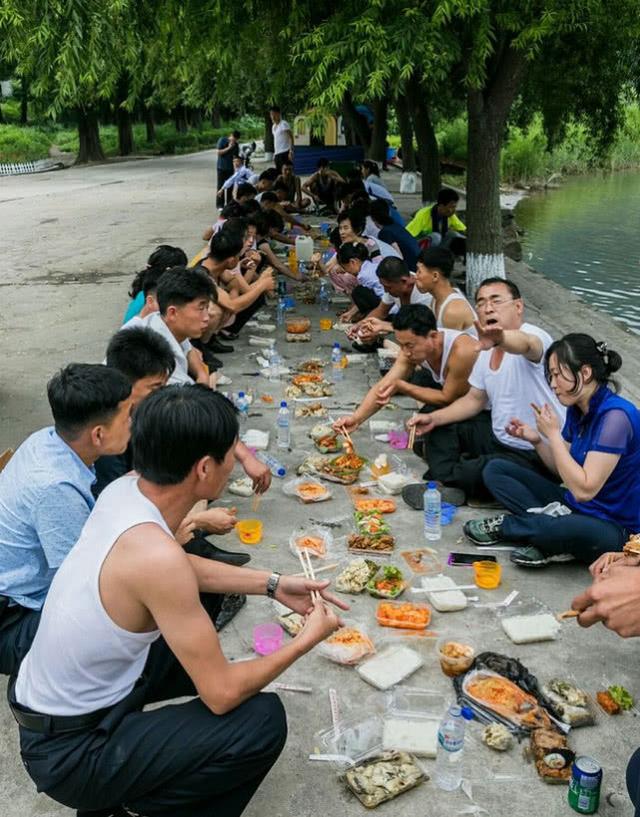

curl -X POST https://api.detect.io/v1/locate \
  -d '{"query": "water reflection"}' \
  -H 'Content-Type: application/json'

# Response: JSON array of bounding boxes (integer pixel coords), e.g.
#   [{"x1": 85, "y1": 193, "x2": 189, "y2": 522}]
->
[{"x1": 515, "y1": 170, "x2": 640, "y2": 333}]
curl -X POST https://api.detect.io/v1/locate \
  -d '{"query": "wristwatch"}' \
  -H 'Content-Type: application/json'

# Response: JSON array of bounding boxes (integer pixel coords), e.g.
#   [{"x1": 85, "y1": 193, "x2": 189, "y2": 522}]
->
[{"x1": 266, "y1": 572, "x2": 281, "y2": 599}]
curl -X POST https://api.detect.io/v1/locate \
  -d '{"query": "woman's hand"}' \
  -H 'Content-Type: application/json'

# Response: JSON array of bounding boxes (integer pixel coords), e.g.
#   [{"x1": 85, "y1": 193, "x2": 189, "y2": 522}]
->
[
  {"x1": 505, "y1": 417, "x2": 541, "y2": 445},
  {"x1": 534, "y1": 402, "x2": 562, "y2": 438}
]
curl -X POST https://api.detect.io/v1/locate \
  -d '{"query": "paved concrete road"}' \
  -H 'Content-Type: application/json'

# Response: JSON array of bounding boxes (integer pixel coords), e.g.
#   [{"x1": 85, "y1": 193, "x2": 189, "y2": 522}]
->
[{"x1": 0, "y1": 154, "x2": 636, "y2": 817}]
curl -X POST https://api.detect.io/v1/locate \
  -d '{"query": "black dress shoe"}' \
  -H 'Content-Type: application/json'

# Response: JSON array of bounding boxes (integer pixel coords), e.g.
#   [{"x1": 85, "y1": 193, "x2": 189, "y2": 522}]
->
[
  {"x1": 219, "y1": 330, "x2": 240, "y2": 341},
  {"x1": 201, "y1": 349, "x2": 223, "y2": 371},
  {"x1": 207, "y1": 336, "x2": 234, "y2": 354}
]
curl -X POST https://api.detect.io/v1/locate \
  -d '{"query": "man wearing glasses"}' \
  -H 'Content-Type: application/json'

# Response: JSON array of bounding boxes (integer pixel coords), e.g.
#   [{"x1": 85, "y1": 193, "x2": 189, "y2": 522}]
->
[{"x1": 408, "y1": 277, "x2": 564, "y2": 505}]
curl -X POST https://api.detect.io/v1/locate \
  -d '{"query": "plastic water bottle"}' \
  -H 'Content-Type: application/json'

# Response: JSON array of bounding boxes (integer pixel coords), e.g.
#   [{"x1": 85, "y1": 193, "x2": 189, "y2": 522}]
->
[
  {"x1": 435, "y1": 705, "x2": 473, "y2": 791},
  {"x1": 277, "y1": 401, "x2": 291, "y2": 449},
  {"x1": 256, "y1": 452, "x2": 286, "y2": 478},
  {"x1": 276, "y1": 297, "x2": 286, "y2": 326},
  {"x1": 268, "y1": 347, "x2": 282, "y2": 382},
  {"x1": 319, "y1": 280, "x2": 331, "y2": 312},
  {"x1": 331, "y1": 343, "x2": 343, "y2": 382},
  {"x1": 236, "y1": 391, "x2": 250, "y2": 422},
  {"x1": 424, "y1": 481, "x2": 442, "y2": 541}
]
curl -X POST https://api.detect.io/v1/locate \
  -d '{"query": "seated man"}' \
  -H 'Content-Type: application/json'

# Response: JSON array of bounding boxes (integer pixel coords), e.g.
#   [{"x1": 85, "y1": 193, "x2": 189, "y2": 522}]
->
[
  {"x1": 0, "y1": 364, "x2": 132, "y2": 676},
  {"x1": 260, "y1": 190, "x2": 310, "y2": 236},
  {"x1": 216, "y1": 156, "x2": 254, "y2": 202},
  {"x1": 415, "y1": 247, "x2": 476, "y2": 333},
  {"x1": 123, "y1": 245, "x2": 188, "y2": 324},
  {"x1": 408, "y1": 278, "x2": 565, "y2": 503},
  {"x1": 235, "y1": 182, "x2": 257, "y2": 206},
  {"x1": 10, "y1": 386, "x2": 347, "y2": 817},
  {"x1": 406, "y1": 188, "x2": 466, "y2": 253},
  {"x1": 348, "y1": 257, "x2": 432, "y2": 349},
  {"x1": 369, "y1": 199, "x2": 419, "y2": 269},
  {"x1": 301, "y1": 158, "x2": 344, "y2": 212},
  {"x1": 276, "y1": 159, "x2": 311, "y2": 211},
  {"x1": 334, "y1": 242, "x2": 385, "y2": 321},
  {"x1": 335, "y1": 305, "x2": 478, "y2": 473},
  {"x1": 124, "y1": 266, "x2": 215, "y2": 385}
]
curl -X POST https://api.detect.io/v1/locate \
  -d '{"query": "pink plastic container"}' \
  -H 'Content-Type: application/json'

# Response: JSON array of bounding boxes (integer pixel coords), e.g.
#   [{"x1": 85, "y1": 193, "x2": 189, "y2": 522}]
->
[{"x1": 253, "y1": 622, "x2": 284, "y2": 655}]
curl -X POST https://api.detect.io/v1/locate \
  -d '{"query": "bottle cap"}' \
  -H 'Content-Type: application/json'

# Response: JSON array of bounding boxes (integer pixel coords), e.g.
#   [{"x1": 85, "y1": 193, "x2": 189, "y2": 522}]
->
[
  {"x1": 238, "y1": 391, "x2": 245, "y2": 397},
  {"x1": 333, "y1": 342, "x2": 340, "y2": 348},
  {"x1": 276, "y1": 467, "x2": 286, "y2": 477},
  {"x1": 461, "y1": 706, "x2": 474, "y2": 721},
  {"x1": 280, "y1": 401, "x2": 287, "y2": 408},
  {"x1": 427, "y1": 481, "x2": 437, "y2": 489}
]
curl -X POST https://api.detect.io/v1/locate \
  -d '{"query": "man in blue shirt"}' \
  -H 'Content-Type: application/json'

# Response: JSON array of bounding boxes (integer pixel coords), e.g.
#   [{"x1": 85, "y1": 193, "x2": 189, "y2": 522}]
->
[
  {"x1": 0, "y1": 363, "x2": 132, "y2": 676},
  {"x1": 215, "y1": 129, "x2": 240, "y2": 207}
]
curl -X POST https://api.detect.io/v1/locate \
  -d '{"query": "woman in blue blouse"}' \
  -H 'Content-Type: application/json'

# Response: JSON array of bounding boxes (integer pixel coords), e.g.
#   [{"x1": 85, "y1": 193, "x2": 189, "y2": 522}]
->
[{"x1": 464, "y1": 334, "x2": 640, "y2": 567}]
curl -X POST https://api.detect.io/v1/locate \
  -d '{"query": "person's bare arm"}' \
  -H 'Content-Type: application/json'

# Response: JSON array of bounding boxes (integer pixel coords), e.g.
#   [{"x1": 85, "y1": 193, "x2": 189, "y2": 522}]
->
[
  {"x1": 394, "y1": 337, "x2": 478, "y2": 407},
  {"x1": 259, "y1": 244, "x2": 291, "y2": 277},
  {"x1": 202, "y1": 226, "x2": 214, "y2": 241},
  {"x1": 475, "y1": 320, "x2": 544, "y2": 363},
  {"x1": 334, "y1": 356, "x2": 414, "y2": 432},
  {"x1": 215, "y1": 272, "x2": 275, "y2": 314},
  {"x1": 137, "y1": 544, "x2": 342, "y2": 715},
  {"x1": 187, "y1": 349, "x2": 211, "y2": 385},
  {"x1": 440, "y1": 299, "x2": 475, "y2": 331},
  {"x1": 301, "y1": 173, "x2": 319, "y2": 200},
  {"x1": 408, "y1": 386, "x2": 488, "y2": 435},
  {"x1": 295, "y1": 177, "x2": 303, "y2": 209}
]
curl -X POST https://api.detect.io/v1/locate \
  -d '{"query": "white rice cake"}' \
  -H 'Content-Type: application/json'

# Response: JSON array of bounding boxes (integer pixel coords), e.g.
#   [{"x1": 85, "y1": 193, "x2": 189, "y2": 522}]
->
[
  {"x1": 356, "y1": 646, "x2": 423, "y2": 690},
  {"x1": 420, "y1": 575, "x2": 467, "y2": 612},
  {"x1": 382, "y1": 718, "x2": 439, "y2": 757},
  {"x1": 501, "y1": 613, "x2": 560, "y2": 644}
]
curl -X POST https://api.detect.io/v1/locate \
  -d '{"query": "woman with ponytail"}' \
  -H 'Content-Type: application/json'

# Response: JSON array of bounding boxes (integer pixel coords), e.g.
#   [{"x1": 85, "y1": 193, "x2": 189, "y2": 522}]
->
[{"x1": 464, "y1": 333, "x2": 640, "y2": 567}]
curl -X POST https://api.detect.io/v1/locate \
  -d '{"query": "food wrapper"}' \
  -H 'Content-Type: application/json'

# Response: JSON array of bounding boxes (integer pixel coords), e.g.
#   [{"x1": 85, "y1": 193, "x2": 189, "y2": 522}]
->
[
  {"x1": 318, "y1": 620, "x2": 376, "y2": 665},
  {"x1": 283, "y1": 476, "x2": 332, "y2": 504},
  {"x1": 288, "y1": 525, "x2": 333, "y2": 559}
]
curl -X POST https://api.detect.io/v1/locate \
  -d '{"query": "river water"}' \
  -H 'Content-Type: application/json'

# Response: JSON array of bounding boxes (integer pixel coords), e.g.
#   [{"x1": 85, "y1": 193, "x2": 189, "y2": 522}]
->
[{"x1": 515, "y1": 170, "x2": 640, "y2": 333}]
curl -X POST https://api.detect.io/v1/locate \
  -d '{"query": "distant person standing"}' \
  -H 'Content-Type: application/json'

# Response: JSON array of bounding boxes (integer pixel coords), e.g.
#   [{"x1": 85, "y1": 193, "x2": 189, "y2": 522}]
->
[
  {"x1": 270, "y1": 106, "x2": 293, "y2": 173},
  {"x1": 216, "y1": 130, "x2": 240, "y2": 208}
]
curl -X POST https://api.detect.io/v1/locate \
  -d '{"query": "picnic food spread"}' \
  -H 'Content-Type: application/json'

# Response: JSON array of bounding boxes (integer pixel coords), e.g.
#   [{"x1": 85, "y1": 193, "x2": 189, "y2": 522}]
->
[
  {"x1": 295, "y1": 534, "x2": 327, "y2": 557},
  {"x1": 596, "y1": 689, "x2": 621, "y2": 715},
  {"x1": 366, "y1": 565, "x2": 406, "y2": 599},
  {"x1": 347, "y1": 533, "x2": 395, "y2": 553},
  {"x1": 376, "y1": 601, "x2": 431, "y2": 630},
  {"x1": 540, "y1": 679, "x2": 594, "y2": 727},
  {"x1": 343, "y1": 752, "x2": 425, "y2": 808},
  {"x1": 335, "y1": 558, "x2": 379, "y2": 594},
  {"x1": 355, "y1": 511, "x2": 390, "y2": 537}
]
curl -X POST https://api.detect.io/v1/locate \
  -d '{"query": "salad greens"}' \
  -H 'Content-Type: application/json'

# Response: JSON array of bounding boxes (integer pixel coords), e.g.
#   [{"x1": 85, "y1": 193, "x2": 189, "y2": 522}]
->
[{"x1": 608, "y1": 685, "x2": 634, "y2": 710}]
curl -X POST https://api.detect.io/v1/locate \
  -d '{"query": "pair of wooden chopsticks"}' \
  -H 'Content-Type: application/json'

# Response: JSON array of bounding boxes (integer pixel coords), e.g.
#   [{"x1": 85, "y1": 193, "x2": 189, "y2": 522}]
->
[
  {"x1": 252, "y1": 491, "x2": 261, "y2": 514},
  {"x1": 297, "y1": 548, "x2": 321, "y2": 602},
  {"x1": 336, "y1": 424, "x2": 354, "y2": 452},
  {"x1": 408, "y1": 415, "x2": 417, "y2": 450}
]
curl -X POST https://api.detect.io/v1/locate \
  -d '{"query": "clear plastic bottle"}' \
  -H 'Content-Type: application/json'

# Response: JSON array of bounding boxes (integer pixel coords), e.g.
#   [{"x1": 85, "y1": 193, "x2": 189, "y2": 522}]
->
[
  {"x1": 276, "y1": 297, "x2": 286, "y2": 326},
  {"x1": 331, "y1": 343, "x2": 343, "y2": 382},
  {"x1": 435, "y1": 705, "x2": 473, "y2": 791},
  {"x1": 236, "y1": 391, "x2": 250, "y2": 422},
  {"x1": 423, "y1": 481, "x2": 442, "y2": 541},
  {"x1": 268, "y1": 347, "x2": 282, "y2": 382},
  {"x1": 256, "y1": 452, "x2": 286, "y2": 478},
  {"x1": 319, "y1": 280, "x2": 331, "y2": 312},
  {"x1": 277, "y1": 401, "x2": 291, "y2": 449}
]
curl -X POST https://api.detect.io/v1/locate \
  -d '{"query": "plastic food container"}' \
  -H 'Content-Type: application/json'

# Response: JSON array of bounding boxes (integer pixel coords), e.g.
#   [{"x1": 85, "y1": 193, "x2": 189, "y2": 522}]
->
[
  {"x1": 436, "y1": 636, "x2": 475, "y2": 677},
  {"x1": 316, "y1": 714, "x2": 384, "y2": 769},
  {"x1": 400, "y1": 550, "x2": 443, "y2": 576},
  {"x1": 376, "y1": 601, "x2": 432, "y2": 630},
  {"x1": 283, "y1": 476, "x2": 332, "y2": 504},
  {"x1": 498, "y1": 597, "x2": 561, "y2": 644},
  {"x1": 288, "y1": 525, "x2": 333, "y2": 559},
  {"x1": 286, "y1": 317, "x2": 311, "y2": 334},
  {"x1": 382, "y1": 687, "x2": 446, "y2": 757},
  {"x1": 473, "y1": 560, "x2": 502, "y2": 589},
  {"x1": 357, "y1": 645, "x2": 424, "y2": 690},
  {"x1": 253, "y1": 622, "x2": 283, "y2": 655},
  {"x1": 236, "y1": 519, "x2": 263, "y2": 544},
  {"x1": 317, "y1": 620, "x2": 376, "y2": 665}
]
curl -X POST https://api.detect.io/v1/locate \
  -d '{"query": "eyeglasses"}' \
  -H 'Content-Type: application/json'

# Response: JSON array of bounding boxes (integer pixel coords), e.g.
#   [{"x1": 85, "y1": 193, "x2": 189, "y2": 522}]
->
[{"x1": 475, "y1": 297, "x2": 516, "y2": 310}]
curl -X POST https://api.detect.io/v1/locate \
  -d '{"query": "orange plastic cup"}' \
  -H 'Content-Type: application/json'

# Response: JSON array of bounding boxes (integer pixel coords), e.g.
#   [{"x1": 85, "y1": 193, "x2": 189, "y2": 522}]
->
[
  {"x1": 473, "y1": 560, "x2": 502, "y2": 589},
  {"x1": 319, "y1": 318, "x2": 333, "y2": 330},
  {"x1": 236, "y1": 519, "x2": 263, "y2": 545}
]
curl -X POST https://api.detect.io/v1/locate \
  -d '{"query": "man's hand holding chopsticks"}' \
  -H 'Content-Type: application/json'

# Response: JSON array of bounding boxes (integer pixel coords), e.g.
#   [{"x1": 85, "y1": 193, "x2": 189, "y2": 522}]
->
[{"x1": 274, "y1": 576, "x2": 350, "y2": 618}]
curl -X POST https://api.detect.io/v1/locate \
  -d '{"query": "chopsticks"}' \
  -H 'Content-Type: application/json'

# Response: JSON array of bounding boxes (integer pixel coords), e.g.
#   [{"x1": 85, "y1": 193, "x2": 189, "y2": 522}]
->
[
  {"x1": 252, "y1": 491, "x2": 261, "y2": 514},
  {"x1": 294, "y1": 561, "x2": 338, "y2": 577},
  {"x1": 407, "y1": 414, "x2": 417, "y2": 450},
  {"x1": 297, "y1": 548, "x2": 321, "y2": 603},
  {"x1": 557, "y1": 609, "x2": 579, "y2": 621}
]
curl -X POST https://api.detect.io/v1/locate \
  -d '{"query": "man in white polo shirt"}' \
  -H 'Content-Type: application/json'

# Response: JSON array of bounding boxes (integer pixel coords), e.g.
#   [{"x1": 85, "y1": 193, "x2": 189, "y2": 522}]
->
[
  {"x1": 270, "y1": 105, "x2": 293, "y2": 173},
  {"x1": 408, "y1": 277, "x2": 565, "y2": 504}
]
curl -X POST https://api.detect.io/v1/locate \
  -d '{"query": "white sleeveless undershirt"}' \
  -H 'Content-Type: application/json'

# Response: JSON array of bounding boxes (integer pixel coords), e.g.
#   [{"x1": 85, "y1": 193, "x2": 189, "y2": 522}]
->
[
  {"x1": 435, "y1": 289, "x2": 478, "y2": 337},
  {"x1": 420, "y1": 329, "x2": 463, "y2": 385},
  {"x1": 15, "y1": 476, "x2": 168, "y2": 716}
]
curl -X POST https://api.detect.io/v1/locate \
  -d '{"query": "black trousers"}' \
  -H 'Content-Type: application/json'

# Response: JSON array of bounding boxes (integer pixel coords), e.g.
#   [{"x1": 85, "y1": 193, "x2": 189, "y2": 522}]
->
[
  {"x1": 0, "y1": 600, "x2": 40, "y2": 678},
  {"x1": 351, "y1": 285, "x2": 381, "y2": 316},
  {"x1": 216, "y1": 169, "x2": 233, "y2": 207},
  {"x1": 274, "y1": 151, "x2": 289, "y2": 172},
  {"x1": 627, "y1": 748, "x2": 640, "y2": 816},
  {"x1": 15, "y1": 593, "x2": 287, "y2": 817},
  {"x1": 224, "y1": 292, "x2": 267, "y2": 336},
  {"x1": 415, "y1": 410, "x2": 554, "y2": 501}
]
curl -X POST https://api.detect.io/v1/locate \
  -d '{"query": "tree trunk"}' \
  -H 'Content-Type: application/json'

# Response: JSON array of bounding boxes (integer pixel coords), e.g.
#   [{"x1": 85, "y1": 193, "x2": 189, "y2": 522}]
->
[
  {"x1": 0, "y1": 103, "x2": 4, "y2": 125},
  {"x1": 20, "y1": 78, "x2": 28, "y2": 125},
  {"x1": 264, "y1": 112, "x2": 274, "y2": 153},
  {"x1": 76, "y1": 107, "x2": 106, "y2": 164},
  {"x1": 394, "y1": 92, "x2": 416, "y2": 172},
  {"x1": 341, "y1": 91, "x2": 371, "y2": 149},
  {"x1": 406, "y1": 74, "x2": 440, "y2": 202},
  {"x1": 173, "y1": 105, "x2": 188, "y2": 133},
  {"x1": 368, "y1": 97, "x2": 388, "y2": 162},
  {"x1": 465, "y1": 46, "x2": 527, "y2": 296},
  {"x1": 211, "y1": 106, "x2": 222, "y2": 128},
  {"x1": 144, "y1": 107, "x2": 156, "y2": 143}
]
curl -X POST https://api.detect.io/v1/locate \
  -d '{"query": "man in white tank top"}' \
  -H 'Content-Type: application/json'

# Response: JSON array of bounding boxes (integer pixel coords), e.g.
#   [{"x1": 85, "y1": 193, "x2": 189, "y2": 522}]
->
[
  {"x1": 408, "y1": 278, "x2": 565, "y2": 504},
  {"x1": 11, "y1": 386, "x2": 348, "y2": 817},
  {"x1": 334, "y1": 305, "x2": 478, "y2": 440},
  {"x1": 415, "y1": 246, "x2": 477, "y2": 335}
]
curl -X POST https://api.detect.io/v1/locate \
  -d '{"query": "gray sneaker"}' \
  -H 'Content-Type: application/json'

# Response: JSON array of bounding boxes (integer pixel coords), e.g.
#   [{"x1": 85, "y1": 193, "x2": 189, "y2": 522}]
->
[
  {"x1": 510, "y1": 547, "x2": 575, "y2": 567},
  {"x1": 463, "y1": 515, "x2": 506, "y2": 546}
]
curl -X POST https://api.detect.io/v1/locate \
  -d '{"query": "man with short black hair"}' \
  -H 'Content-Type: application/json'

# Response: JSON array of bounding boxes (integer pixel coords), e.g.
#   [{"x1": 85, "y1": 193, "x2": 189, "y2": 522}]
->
[
  {"x1": 406, "y1": 188, "x2": 467, "y2": 252},
  {"x1": 276, "y1": 159, "x2": 310, "y2": 211},
  {"x1": 0, "y1": 364, "x2": 132, "y2": 676},
  {"x1": 124, "y1": 266, "x2": 215, "y2": 386},
  {"x1": 415, "y1": 246, "x2": 476, "y2": 332},
  {"x1": 270, "y1": 105, "x2": 293, "y2": 172},
  {"x1": 408, "y1": 278, "x2": 564, "y2": 503},
  {"x1": 301, "y1": 158, "x2": 344, "y2": 212},
  {"x1": 11, "y1": 386, "x2": 347, "y2": 817},
  {"x1": 216, "y1": 129, "x2": 240, "y2": 207},
  {"x1": 217, "y1": 156, "x2": 254, "y2": 201}
]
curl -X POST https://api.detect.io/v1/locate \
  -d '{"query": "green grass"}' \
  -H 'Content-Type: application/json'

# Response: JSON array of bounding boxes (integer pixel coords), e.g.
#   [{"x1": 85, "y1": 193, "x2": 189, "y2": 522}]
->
[{"x1": 0, "y1": 114, "x2": 262, "y2": 163}]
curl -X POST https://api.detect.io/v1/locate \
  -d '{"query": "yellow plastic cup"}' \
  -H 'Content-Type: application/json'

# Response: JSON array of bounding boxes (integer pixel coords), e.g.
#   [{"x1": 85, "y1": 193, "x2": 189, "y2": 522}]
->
[
  {"x1": 319, "y1": 318, "x2": 332, "y2": 330},
  {"x1": 473, "y1": 560, "x2": 502, "y2": 589},
  {"x1": 236, "y1": 519, "x2": 263, "y2": 545}
]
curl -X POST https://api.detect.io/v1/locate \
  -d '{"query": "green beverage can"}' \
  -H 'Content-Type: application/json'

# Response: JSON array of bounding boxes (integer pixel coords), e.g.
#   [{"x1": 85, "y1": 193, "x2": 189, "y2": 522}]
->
[{"x1": 568, "y1": 756, "x2": 602, "y2": 814}]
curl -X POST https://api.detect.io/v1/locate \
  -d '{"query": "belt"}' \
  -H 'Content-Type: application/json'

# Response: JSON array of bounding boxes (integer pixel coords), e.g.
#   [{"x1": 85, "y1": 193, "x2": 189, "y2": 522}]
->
[{"x1": 9, "y1": 693, "x2": 112, "y2": 735}]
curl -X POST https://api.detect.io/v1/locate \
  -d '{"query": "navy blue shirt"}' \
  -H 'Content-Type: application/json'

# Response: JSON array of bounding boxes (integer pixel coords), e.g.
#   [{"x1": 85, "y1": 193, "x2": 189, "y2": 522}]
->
[
  {"x1": 378, "y1": 223, "x2": 420, "y2": 269},
  {"x1": 216, "y1": 136, "x2": 239, "y2": 172},
  {"x1": 562, "y1": 385, "x2": 640, "y2": 530}
]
